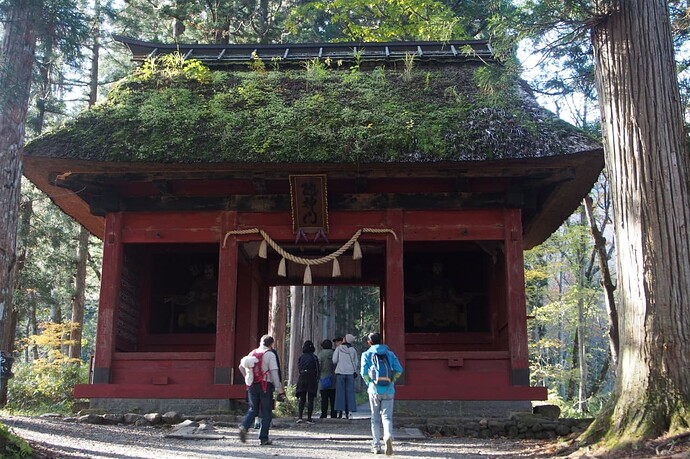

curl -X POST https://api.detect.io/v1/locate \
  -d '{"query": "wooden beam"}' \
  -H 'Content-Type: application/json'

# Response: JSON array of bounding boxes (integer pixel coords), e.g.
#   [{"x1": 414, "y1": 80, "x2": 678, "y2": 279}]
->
[
  {"x1": 384, "y1": 209, "x2": 405, "y2": 374},
  {"x1": 47, "y1": 157, "x2": 584, "y2": 182},
  {"x1": 66, "y1": 191, "x2": 519, "y2": 214},
  {"x1": 503, "y1": 209, "x2": 530, "y2": 385},
  {"x1": 93, "y1": 212, "x2": 124, "y2": 383},
  {"x1": 215, "y1": 211, "x2": 238, "y2": 384}
]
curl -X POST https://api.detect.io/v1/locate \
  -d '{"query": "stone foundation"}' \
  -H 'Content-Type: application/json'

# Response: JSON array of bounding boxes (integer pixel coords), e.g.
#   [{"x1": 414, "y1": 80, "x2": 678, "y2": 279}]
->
[
  {"x1": 397, "y1": 413, "x2": 593, "y2": 439},
  {"x1": 395, "y1": 400, "x2": 533, "y2": 418},
  {"x1": 87, "y1": 398, "x2": 244, "y2": 414}
]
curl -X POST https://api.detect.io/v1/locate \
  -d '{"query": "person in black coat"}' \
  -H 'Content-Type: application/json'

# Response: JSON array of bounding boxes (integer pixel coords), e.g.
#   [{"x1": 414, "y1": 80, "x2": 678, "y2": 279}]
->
[{"x1": 295, "y1": 340, "x2": 319, "y2": 423}]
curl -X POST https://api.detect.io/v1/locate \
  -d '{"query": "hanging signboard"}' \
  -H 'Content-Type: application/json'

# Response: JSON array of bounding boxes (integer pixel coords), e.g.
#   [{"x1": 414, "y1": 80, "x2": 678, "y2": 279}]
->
[{"x1": 289, "y1": 174, "x2": 329, "y2": 234}]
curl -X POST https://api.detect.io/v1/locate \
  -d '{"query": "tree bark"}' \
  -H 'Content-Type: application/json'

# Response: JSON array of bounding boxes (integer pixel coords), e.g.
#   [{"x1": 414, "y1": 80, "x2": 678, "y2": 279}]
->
[
  {"x1": 577, "y1": 207, "x2": 589, "y2": 414},
  {"x1": 0, "y1": 1, "x2": 38, "y2": 407},
  {"x1": 583, "y1": 194, "x2": 619, "y2": 367},
  {"x1": 69, "y1": 227, "x2": 89, "y2": 360},
  {"x1": 69, "y1": 1, "x2": 100, "y2": 361},
  {"x1": 588, "y1": 0, "x2": 690, "y2": 441},
  {"x1": 287, "y1": 285, "x2": 303, "y2": 385},
  {"x1": 268, "y1": 286, "x2": 288, "y2": 381}
]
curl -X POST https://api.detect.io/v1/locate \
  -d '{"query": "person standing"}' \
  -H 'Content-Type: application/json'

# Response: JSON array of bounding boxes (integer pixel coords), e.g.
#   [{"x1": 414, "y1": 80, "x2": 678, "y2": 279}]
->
[
  {"x1": 332, "y1": 336, "x2": 344, "y2": 418},
  {"x1": 238, "y1": 335, "x2": 285, "y2": 446},
  {"x1": 295, "y1": 340, "x2": 319, "y2": 424},
  {"x1": 361, "y1": 332, "x2": 403, "y2": 455},
  {"x1": 333, "y1": 333, "x2": 358, "y2": 419},
  {"x1": 317, "y1": 339, "x2": 337, "y2": 418}
]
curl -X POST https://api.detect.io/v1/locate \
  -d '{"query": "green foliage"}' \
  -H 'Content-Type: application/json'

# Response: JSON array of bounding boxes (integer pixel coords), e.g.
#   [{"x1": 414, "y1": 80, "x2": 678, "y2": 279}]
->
[
  {"x1": 525, "y1": 204, "x2": 613, "y2": 417},
  {"x1": 6, "y1": 360, "x2": 87, "y2": 413},
  {"x1": 402, "y1": 52, "x2": 416, "y2": 82},
  {"x1": 273, "y1": 384, "x2": 298, "y2": 417},
  {"x1": 248, "y1": 51, "x2": 267, "y2": 73},
  {"x1": 14, "y1": 181, "x2": 101, "y2": 362},
  {"x1": 302, "y1": 58, "x2": 330, "y2": 80},
  {"x1": 28, "y1": 60, "x2": 585, "y2": 166},
  {"x1": 131, "y1": 53, "x2": 212, "y2": 84},
  {"x1": 114, "y1": 0, "x2": 289, "y2": 44},
  {"x1": 287, "y1": 0, "x2": 472, "y2": 42},
  {"x1": 0, "y1": 424, "x2": 32, "y2": 459},
  {"x1": 6, "y1": 323, "x2": 89, "y2": 413}
]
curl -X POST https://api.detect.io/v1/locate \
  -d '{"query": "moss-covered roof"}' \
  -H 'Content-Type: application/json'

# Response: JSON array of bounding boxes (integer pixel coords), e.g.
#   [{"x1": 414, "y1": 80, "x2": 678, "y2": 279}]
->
[
  {"x1": 24, "y1": 62, "x2": 599, "y2": 163},
  {"x1": 22, "y1": 46, "x2": 603, "y2": 247}
]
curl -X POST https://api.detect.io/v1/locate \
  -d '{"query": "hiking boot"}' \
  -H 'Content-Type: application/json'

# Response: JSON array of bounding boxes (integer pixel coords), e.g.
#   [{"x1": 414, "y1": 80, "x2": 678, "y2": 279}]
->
[
  {"x1": 260, "y1": 439, "x2": 273, "y2": 446},
  {"x1": 384, "y1": 436, "x2": 393, "y2": 455},
  {"x1": 238, "y1": 426, "x2": 247, "y2": 443},
  {"x1": 372, "y1": 446, "x2": 383, "y2": 454}
]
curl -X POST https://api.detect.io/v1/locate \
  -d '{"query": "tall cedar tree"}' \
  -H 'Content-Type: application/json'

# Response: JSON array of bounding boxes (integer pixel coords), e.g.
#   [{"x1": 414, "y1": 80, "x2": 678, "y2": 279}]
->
[
  {"x1": 0, "y1": 2, "x2": 38, "y2": 374},
  {"x1": 586, "y1": 0, "x2": 690, "y2": 443},
  {"x1": 0, "y1": 0, "x2": 87, "y2": 404}
]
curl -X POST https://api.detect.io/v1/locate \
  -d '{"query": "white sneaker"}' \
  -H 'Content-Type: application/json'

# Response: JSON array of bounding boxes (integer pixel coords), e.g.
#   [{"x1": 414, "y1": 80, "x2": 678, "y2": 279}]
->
[
  {"x1": 384, "y1": 436, "x2": 393, "y2": 456},
  {"x1": 371, "y1": 447, "x2": 383, "y2": 454}
]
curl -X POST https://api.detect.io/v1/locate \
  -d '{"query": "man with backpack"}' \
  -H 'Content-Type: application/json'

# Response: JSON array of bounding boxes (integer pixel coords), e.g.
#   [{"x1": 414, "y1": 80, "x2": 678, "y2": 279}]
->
[
  {"x1": 238, "y1": 334, "x2": 286, "y2": 446},
  {"x1": 360, "y1": 332, "x2": 403, "y2": 455}
]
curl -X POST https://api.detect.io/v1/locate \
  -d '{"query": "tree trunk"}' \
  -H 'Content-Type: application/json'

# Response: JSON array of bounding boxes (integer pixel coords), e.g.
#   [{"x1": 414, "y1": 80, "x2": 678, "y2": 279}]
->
[
  {"x1": 577, "y1": 208, "x2": 588, "y2": 414},
  {"x1": 29, "y1": 291, "x2": 38, "y2": 360},
  {"x1": 69, "y1": 227, "x2": 89, "y2": 360},
  {"x1": 69, "y1": 2, "x2": 100, "y2": 361},
  {"x1": 576, "y1": 289, "x2": 588, "y2": 414},
  {"x1": 588, "y1": 0, "x2": 690, "y2": 441},
  {"x1": 0, "y1": 1, "x2": 37, "y2": 407},
  {"x1": 288, "y1": 285, "x2": 303, "y2": 385},
  {"x1": 268, "y1": 286, "x2": 288, "y2": 382},
  {"x1": 588, "y1": 351, "x2": 611, "y2": 401},
  {"x1": 566, "y1": 335, "x2": 578, "y2": 401},
  {"x1": 583, "y1": 194, "x2": 619, "y2": 367}
]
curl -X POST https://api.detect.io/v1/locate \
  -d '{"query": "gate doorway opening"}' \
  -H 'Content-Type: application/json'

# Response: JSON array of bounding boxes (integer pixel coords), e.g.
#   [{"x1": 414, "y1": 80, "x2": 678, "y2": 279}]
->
[{"x1": 268, "y1": 285, "x2": 381, "y2": 387}]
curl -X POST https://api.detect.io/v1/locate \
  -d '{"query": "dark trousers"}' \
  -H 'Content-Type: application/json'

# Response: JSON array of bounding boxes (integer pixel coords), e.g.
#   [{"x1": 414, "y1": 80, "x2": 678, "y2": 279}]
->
[
  {"x1": 297, "y1": 391, "x2": 316, "y2": 420},
  {"x1": 242, "y1": 382, "x2": 274, "y2": 441},
  {"x1": 320, "y1": 388, "x2": 336, "y2": 418}
]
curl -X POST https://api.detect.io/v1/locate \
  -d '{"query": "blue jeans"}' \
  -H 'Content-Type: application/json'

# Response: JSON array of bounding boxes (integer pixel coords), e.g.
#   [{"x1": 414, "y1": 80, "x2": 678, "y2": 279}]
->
[
  {"x1": 334, "y1": 373, "x2": 357, "y2": 413},
  {"x1": 369, "y1": 392, "x2": 394, "y2": 448},
  {"x1": 242, "y1": 382, "x2": 274, "y2": 442}
]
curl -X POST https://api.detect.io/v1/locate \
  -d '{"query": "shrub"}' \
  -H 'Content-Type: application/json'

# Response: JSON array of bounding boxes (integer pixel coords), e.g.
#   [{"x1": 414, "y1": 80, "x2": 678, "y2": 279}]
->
[
  {"x1": 6, "y1": 361, "x2": 88, "y2": 413},
  {"x1": 0, "y1": 423, "x2": 32, "y2": 458},
  {"x1": 7, "y1": 322, "x2": 89, "y2": 414}
]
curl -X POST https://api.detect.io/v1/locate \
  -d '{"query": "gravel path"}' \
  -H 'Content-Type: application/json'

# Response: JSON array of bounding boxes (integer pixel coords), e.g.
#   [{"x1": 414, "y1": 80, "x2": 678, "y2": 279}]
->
[{"x1": 1, "y1": 414, "x2": 554, "y2": 459}]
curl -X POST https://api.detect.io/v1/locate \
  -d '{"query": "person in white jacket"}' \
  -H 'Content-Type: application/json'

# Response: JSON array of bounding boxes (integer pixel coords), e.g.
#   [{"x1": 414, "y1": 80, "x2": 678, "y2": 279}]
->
[{"x1": 332, "y1": 333, "x2": 358, "y2": 419}]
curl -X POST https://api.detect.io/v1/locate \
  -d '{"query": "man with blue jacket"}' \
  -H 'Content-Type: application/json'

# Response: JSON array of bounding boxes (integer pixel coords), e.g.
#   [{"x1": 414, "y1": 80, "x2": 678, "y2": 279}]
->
[{"x1": 360, "y1": 332, "x2": 404, "y2": 455}]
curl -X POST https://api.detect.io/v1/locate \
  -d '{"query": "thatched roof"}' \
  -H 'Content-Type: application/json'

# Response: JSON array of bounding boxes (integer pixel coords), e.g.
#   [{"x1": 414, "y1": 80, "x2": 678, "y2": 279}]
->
[{"x1": 22, "y1": 38, "x2": 603, "y2": 248}]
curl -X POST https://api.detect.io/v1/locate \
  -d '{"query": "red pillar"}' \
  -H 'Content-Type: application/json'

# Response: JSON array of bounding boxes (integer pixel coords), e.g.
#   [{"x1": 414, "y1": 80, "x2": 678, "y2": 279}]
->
[
  {"x1": 384, "y1": 209, "x2": 405, "y2": 370},
  {"x1": 93, "y1": 212, "x2": 124, "y2": 383},
  {"x1": 215, "y1": 211, "x2": 238, "y2": 384},
  {"x1": 504, "y1": 209, "x2": 529, "y2": 385}
]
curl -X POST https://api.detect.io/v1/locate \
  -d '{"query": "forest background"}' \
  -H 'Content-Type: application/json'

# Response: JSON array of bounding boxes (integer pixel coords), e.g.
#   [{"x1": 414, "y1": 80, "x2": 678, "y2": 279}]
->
[{"x1": 0, "y1": 0, "x2": 689, "y2": 453}]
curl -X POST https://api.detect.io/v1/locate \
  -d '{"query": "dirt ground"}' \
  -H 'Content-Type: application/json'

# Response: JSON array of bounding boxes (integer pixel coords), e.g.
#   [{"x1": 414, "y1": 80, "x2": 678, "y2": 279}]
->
[{"x1": 6, "y1": 414, "x2": 690, "y2": 459}]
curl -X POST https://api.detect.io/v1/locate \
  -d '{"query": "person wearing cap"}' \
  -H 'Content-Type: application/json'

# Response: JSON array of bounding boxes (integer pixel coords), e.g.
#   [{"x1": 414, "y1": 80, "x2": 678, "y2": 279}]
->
[
  {"x1": 332, "y1": 333, "x2": 358, "y2": 419},
  {"x1": 238, "y1": 334, "x2": 285, "y2": 446},
  {"x1": 361, "y1": 332, "x2": 403, "y2": 455}
]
